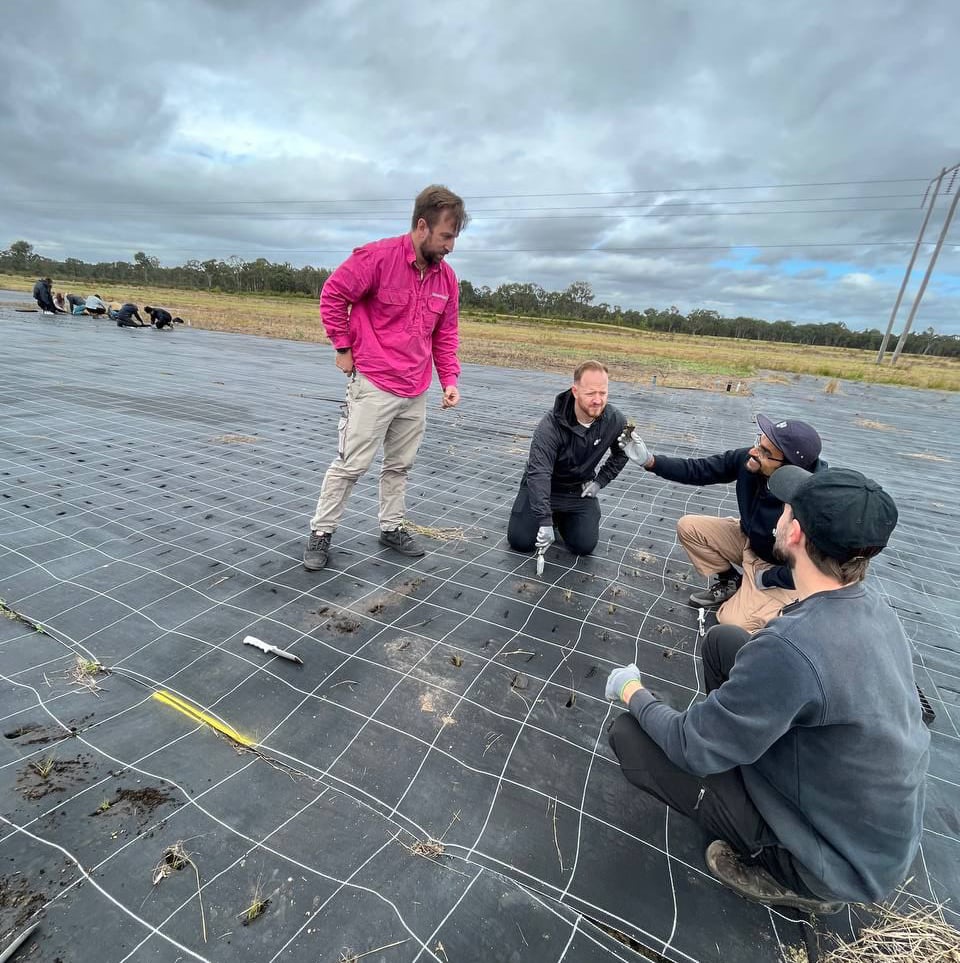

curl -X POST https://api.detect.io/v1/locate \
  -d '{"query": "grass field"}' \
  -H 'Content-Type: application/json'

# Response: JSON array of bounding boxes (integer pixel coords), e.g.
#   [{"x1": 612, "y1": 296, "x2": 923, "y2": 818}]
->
[{"x1": 4, "y1": 273, "x2": 958, "y2": 392}]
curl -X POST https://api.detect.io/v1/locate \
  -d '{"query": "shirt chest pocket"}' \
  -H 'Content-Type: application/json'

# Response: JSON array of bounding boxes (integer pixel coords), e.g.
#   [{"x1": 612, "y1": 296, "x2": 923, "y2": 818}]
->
[{"x1": 375, "y1": 288, "x2": 413, "y2": 329}]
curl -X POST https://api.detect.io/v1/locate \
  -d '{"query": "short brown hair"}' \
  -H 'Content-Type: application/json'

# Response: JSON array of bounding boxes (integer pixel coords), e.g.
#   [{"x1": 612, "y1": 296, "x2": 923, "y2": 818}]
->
[
  {"x1": 412, "y1": 185, "x2": 469, "y2": 233},
  {"x1": 574, "y1": 360, "x2": 609, "y2": 383}
]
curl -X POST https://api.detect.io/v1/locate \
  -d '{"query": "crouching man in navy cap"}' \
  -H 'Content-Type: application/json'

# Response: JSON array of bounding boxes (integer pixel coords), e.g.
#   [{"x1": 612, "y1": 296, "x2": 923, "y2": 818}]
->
[
  {"x1": 604, "y1": 467, "x2": 929, "y2": 913},
  {"x1": 619, "y1": 413, "x2": 824, "y2": 631}
]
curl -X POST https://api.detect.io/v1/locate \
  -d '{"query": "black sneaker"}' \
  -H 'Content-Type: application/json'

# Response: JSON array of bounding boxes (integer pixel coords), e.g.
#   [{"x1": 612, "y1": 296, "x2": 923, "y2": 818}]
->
[
  {"x1": 705, "y1": 840, "x2": 844, "y2": 915},
  {"x1": 379, "y1": 526, "x2": 425, "y2": 557},
  {"x1": 303, "y1": 531, "x2": 332, "y2": 571},
  {"x1": 689, "y1": 576, "x2": 741, "y2": 608}
]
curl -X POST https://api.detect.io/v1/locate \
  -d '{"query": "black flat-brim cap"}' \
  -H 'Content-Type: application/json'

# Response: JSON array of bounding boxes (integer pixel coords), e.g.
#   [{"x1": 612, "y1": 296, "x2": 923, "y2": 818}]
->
[{"x1": 768, "y1": 465, "x2": 898, "y2": 561}]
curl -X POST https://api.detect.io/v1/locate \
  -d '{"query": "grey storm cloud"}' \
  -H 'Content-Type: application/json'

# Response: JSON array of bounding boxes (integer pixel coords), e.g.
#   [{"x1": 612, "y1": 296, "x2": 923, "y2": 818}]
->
[{"x1": 2, "y1": 0, "x2": 959, "y2": 331}]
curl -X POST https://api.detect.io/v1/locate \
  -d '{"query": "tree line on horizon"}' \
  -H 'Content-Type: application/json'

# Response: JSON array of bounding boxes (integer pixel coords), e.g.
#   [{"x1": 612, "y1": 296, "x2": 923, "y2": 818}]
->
[{"x1": 3, "y1": 239, "x2": 957, "y2": 358}]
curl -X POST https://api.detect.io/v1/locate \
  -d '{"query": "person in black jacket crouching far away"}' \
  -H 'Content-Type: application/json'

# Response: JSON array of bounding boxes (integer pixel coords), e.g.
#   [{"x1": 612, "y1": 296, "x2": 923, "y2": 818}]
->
[
  {"x1": 507, "y1": 360, "x2": 629, "y2": 558},
  {"x1": 619, "y1": 414, "x2": 823, "y2": 632},
  {"x1": 605, "y1": 466, "x2": 929, "y2": 914},
  {"x1": 144, "y1": 306, "x2": 185, "y2": 330}
]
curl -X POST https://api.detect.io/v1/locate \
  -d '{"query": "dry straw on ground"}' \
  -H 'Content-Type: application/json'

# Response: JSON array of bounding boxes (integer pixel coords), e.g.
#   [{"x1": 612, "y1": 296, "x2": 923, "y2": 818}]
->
[{"x1": 822, "y1": 901, "x2": 960, "y2": 962}]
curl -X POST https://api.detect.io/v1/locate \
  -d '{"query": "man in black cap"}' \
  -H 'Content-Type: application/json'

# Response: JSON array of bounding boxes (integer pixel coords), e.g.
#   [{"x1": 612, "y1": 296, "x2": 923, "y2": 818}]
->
[
  {"x1": 603, "y1": 467, "x2": 929, "y2": 913},
  {"x1": 619, "y1": 414, "x2": 823, "y2": 631}
]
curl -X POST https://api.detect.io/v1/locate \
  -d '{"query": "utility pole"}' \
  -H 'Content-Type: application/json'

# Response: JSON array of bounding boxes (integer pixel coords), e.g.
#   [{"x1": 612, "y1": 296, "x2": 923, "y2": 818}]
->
[
  {"x1": 875, "y1": 169, "x2": 945, "y2": 363},
  {"x1": 891, "y1": 173, "x2": 960, "y2": 366}
]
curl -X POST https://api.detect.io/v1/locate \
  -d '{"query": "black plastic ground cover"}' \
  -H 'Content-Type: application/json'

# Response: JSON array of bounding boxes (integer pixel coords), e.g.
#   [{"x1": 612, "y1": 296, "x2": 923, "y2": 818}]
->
[{"x1": 0, "y1": 306, "x2": 957, "y2": 963}]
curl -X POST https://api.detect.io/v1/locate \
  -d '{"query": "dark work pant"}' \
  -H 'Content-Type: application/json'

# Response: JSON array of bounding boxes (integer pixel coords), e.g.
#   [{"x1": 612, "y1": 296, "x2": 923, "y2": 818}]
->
[
  {"x1": 507, "y1": 481, "x2": 601, "y2": 556},
  {"x1": 607, "y1": 623, "x2": 822, "y2": 897}
]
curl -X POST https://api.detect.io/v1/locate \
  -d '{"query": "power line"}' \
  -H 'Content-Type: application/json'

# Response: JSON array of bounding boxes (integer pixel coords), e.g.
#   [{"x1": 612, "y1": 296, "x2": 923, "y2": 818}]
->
[
  {"x1": 0, "y1": 177, "x2": 929, "y2": 207},
  {"x1": 0, "y1": 193, "x2": 923, "y2": 215},
  {"x1": 53, "y1": 240, "x2": 933, "y2": 258}
]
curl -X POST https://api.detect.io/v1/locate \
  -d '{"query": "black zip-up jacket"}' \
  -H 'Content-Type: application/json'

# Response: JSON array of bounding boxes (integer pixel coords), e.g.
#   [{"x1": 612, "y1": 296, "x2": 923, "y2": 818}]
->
[
  {"x1": 649, "y1": 447, "x2": 827, "y2": 590},
  {"x1": 32, "y1": 278, "x2": 56, "y2": 312},
  {"x1": 523, "y1": 389, "x2": 629, "y2": 525}
]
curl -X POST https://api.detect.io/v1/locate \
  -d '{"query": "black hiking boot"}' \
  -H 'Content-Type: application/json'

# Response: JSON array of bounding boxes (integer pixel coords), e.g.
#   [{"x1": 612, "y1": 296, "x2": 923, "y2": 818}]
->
[
  {"x1": 303, "y1": 531, "x2": 332, "y2": 571},
  {"x1": 705, "y1": 841, "x2": 844, "y2": 915},
  {"x1": 689, "y1": 574, "x2": 741, "y2": 608},
  {"x1": 379, "y1": 526, "x2": 425, "y2": 557}
]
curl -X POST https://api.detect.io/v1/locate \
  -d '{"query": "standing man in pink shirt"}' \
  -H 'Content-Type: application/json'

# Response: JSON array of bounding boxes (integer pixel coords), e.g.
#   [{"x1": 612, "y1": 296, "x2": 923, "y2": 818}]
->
[{"x1": 303, "y1": 185, "x2": 469, "y2": 571}]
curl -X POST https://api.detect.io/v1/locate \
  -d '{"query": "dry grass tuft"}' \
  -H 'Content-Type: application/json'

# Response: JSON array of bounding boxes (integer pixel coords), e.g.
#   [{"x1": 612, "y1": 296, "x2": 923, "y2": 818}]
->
[
  {"x1": 339, "y1": 939, "x2": 409, "y2": 963},
  {"x1": 403, "y1": 521, "x2": 469, "y2": 541},
  {"x1": 152, "y1": 841, "x2": 207, "y2": 942},
  {"x1": 823, "y1": 901, "x2": 960, "y2": 962},
  {"x1": 69, "y1": 655, "x2": 106, "y2": 694},
  {"x1": 824, "y1": 379, "x2": 840, "y2": 394},
  {"x1": 856, "y1": 418, "x2": 896, "y2": 431}
]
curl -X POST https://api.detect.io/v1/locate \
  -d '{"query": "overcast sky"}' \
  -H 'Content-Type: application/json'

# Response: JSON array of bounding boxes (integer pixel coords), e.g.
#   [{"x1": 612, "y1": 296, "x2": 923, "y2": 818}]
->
[{"x1": 3, "y1": 0, "x2": 959, "y2": 332}]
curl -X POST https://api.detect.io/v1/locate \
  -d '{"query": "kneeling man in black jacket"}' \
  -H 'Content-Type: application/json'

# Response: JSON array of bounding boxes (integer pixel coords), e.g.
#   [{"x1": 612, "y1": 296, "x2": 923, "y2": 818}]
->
[{"x1": 507, "y1": 360, "x2": 629, "y2": 558}]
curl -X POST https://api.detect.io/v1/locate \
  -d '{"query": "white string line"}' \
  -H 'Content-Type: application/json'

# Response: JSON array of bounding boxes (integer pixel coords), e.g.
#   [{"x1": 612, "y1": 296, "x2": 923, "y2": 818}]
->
[
  {"x1": 0, "y1": 529, "x2": 689, "y2": 762},
  {"x1": 514, "y1": 881, "x2": 646, "y2": 963},
  {"x1": 451, "y1": 847, "x2": 700, "y2": 962},
  {"x1": 0, "y1": 629, "x2": 736, "y2": 902},
  {"x1": 0, "y1": 677, "x2": 445, "y2": 961},
  {"x1": 0, "y1": 666, "x2": 448, "y2": 907},
  {"x1": 265, "y1": 830, "x2": 443, "y2": 963},
  {"x1": 463, "y1": 472, "x2": 680, "y2": 867},
  {"x1": 0, "y1": 457, "x2": 711, "y2": 683},
  {"x1": 3, "y1": 336, "x2": 956, "y2": 952},
  {"x1": 0, "y1": 813, "x2": 214, "y2": 963},
  {"x1": 555, "y1": 915, "x2": 580, "y2": 962},
  {"x1": 116, "y1": 789, "x2": 331, "y2": 963},
  {"x1": 409, "y1": 867, "x2": 484, "y2": 963}
]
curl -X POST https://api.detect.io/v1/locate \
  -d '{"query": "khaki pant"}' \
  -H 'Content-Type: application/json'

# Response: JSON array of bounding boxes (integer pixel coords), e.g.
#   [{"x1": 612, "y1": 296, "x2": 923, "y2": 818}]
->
[
  {"x1": 677, "y1": 515, "x2": 798, "y2": 632},
  {"x1": 310, "y1": 371, "x2": 427, "y2": 534}
]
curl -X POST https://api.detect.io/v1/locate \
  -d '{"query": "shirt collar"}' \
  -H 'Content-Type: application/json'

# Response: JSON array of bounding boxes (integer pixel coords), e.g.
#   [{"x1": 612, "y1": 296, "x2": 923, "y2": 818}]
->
[{"x1": 403, "y1": 233, "x2": 439, "y2": 274}]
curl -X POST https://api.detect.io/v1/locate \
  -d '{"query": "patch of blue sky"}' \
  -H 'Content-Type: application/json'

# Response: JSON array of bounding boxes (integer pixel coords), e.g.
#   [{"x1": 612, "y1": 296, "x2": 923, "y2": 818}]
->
[{"x1": 711, "y1": 247, "x2": 760, "y2": 270}]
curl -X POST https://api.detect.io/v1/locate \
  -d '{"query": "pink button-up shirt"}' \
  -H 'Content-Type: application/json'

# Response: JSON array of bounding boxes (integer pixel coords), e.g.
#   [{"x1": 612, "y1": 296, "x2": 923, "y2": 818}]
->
[{"x1": 319, "y1": 233, "x2": 461, "y2": 398}]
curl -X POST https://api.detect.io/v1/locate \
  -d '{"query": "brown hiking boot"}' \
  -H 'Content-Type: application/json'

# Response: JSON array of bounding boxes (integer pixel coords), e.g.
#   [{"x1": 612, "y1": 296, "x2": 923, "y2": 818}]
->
[
  {"x1": 303, "y1": 531, "x2": 332, "y2": 571},
  {"x1": 705, "y1": 841, "x2": 844, "y2": 915}
]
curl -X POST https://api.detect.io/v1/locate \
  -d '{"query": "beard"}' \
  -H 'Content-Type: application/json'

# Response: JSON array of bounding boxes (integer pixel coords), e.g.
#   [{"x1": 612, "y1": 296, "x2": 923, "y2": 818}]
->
[{"x1": 772, "y1": 536, "x2": 794, "y2": 568}]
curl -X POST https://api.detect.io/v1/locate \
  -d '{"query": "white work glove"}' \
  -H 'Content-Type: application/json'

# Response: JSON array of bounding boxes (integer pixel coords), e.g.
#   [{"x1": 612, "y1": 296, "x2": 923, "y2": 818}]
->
[
  {"x1": 535, "y1": 525, "x2": 555, "y2": 551},
  {"x1": 581, "y1": 480, "x2": 600, "y2": 498},
  {"x1": 605, "y1": 664, "x2": 642, "y2": 702},
  {"x1": 617, "y1": 430, "x2": 651, "y2": 465}
]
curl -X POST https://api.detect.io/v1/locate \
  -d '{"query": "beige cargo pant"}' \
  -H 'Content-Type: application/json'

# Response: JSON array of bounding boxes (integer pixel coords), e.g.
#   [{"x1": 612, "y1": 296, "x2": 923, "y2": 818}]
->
[
  {"x1": 677, "y1": 515, "x2": 798, "y2": 632},
  {"x1": 310, "y1": 371, "x2": 427, "y2": 535}
]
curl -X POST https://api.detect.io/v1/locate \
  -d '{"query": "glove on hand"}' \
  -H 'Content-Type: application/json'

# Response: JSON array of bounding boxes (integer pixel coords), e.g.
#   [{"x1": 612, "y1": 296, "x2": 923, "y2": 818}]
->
[
  {"x1": 605, "y1": 663, "x2": 642, "y2": 702},
  {"x1": 617, "y1": 431, "x2": 651, "y2": 465},
  {"x1": 581, "y1": 480, "x2": 600, "y2": 498},
  {"x1": 535, "y1": 525, "x2": 555, "y2": 551}
]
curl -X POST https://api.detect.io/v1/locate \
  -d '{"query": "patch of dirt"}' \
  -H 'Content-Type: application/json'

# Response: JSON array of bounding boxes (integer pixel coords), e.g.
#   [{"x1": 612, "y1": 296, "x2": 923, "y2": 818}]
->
[
  {"x1": 0, "y1": 875, "x2": 47, "y2": 932},
  {"x1": 366, "y1": 578, "x2": 425, "y2": 614},
  {"x1": 331, "y1": 615, "x2": 361, "y2": 633},
  {"x1": 16, "y1": 755, "x2": 95, "y2": 800},
  {"x1": 89, "y1": 786, "x2": 180, "y2": 823},
  {"x1": 4, "y1": 715, "x2": 92, "y2": 746},
  {"x1": 209, "y1": 434, "x2": 258, "y2": 444}
]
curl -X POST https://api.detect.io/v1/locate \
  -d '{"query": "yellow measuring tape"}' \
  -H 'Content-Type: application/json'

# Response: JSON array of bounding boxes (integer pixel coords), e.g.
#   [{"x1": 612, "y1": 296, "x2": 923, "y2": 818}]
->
[{"x1": 152, "y1": 690, "x2": 254, "y2": 748}]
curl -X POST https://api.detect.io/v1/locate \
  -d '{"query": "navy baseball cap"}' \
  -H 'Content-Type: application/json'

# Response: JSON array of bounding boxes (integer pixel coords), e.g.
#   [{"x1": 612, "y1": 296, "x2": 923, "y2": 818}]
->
[
  {"x1": 768, "y1": 466, "x2": 898, "y2": 561},
  {"x1": 757, "y1": 414, "x2": 821, "y2": 468}
]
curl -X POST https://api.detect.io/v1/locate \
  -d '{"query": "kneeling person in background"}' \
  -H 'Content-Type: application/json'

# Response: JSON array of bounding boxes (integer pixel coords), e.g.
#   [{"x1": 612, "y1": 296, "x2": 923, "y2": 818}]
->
[{"x1": 507, "y1": 360, "x2": 629, "y2": 558}]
